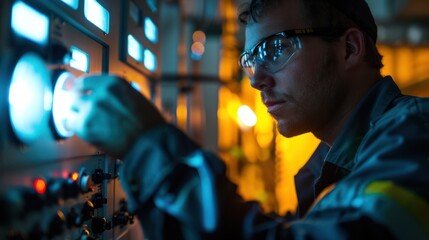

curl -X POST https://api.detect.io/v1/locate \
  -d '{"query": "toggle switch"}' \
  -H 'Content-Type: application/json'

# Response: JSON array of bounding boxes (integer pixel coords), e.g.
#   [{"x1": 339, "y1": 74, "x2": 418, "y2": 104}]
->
[{"x1": 91, "y1": 169, "x2": 112, "y2": 184}]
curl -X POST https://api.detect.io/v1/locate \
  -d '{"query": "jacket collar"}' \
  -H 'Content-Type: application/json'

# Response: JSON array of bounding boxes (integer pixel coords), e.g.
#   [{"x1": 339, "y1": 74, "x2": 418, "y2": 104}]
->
[{"x1": 325, "y1": 76, "x2": 402, "y2": 171}]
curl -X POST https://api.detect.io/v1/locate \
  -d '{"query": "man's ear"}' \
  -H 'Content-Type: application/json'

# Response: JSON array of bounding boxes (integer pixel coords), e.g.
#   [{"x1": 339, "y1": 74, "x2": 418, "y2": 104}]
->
[{"x1": 343, "y1": 28, "x2": 366, "y2": 69}]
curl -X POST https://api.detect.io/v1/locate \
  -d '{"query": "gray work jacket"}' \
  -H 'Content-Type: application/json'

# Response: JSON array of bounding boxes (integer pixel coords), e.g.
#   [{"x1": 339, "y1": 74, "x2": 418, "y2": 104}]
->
[{"x1": 120, "y1": 76, "x2": 429, "y2": 239}]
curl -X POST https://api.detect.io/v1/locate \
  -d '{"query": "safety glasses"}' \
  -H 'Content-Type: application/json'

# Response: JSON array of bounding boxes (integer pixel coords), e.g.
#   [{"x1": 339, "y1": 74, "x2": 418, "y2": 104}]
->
[{"x1": 239, "y1": 28, "x2": 346, "y2": 78}]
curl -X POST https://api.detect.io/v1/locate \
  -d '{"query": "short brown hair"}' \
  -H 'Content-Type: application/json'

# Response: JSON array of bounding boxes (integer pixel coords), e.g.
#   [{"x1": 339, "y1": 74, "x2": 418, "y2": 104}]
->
[{"x1": 238, "y1": 0, "x2": 384, "y2": 70}]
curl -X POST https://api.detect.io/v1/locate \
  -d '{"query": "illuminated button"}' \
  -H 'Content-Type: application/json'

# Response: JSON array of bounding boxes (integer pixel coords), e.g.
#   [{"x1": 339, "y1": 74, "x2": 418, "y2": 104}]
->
[
  {"x1": 128, "y1": 34, "x2": 143, "y2": 62},
  {"x1": 70, "y1": 172, "x2": 79, "y2": 182},
  {"x1": 11, "y1": 1, "x2": 49, "y2": 46},
  {"x1": 84, "y1": 0, "x2": 110, "y2": 33},
  {"x1": 33, "y1": 178, "x2": 47, "y2": 194},
  {"x1": 8, "y1": 53, "x2": 52, "y2": 144},
  {"x1": 61, "y1": 0, "x2": 78, "y2": 10},
  {"x1": 144, "y1": 49, "x2": 156, "y2": 72},
  {"x1": 52, "y1": 71, "x2": 76, "y2": 138},
  {"x1": 144, "y1": 17, "x2": 158, "y2": 43}
]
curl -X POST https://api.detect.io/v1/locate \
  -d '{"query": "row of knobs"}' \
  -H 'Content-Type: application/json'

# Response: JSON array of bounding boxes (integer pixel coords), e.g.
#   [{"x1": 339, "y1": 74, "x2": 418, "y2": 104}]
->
[
  {"x1": 7, "y1": 195, "x2": 133, "y2": 240},
  {"x1": 2, "y1": 168, "x2": 116, "y2": 240}
]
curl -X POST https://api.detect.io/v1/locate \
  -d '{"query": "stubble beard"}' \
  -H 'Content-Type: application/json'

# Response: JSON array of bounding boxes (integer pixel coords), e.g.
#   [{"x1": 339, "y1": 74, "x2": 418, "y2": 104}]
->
[{"x1": 277, "y1": 47, "x2": 340, "y2": 138}]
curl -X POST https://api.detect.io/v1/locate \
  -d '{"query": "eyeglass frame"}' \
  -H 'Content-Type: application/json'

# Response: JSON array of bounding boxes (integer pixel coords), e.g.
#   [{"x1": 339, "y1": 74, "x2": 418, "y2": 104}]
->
[{"x1": 239, "y1": 27, "x2": 347, "y2": 77}]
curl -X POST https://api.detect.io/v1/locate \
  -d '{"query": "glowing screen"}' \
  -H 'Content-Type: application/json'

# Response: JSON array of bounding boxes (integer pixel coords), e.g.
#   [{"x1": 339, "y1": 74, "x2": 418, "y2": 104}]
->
[
  {"x1": 61, "y1": 0, "x2": 79, "y2": 9},
  {"x1": 70, "y1": 46, "x2": 89, "y2": 72},
  {"x1": 144, "y1": 49, "x2": 156, "y2": 72},
  {"x1": 144, "y1": 17, "x2": 158, "y2": 43},
  {"x1": 11, "y1": 1, "x2": 49, "y2": 46},
  {"x1": 84, "y1": 0, "x2": 110, "y2": 33},
  {"x1": 52, "y1": 72, "x2": 76, "y2": 138},
  {"x1": 128, "y1": 34, "x2": 143, "y2": 62},
  {"x1": 8, "y1": 53, "x2": 52, "y2": 143}
]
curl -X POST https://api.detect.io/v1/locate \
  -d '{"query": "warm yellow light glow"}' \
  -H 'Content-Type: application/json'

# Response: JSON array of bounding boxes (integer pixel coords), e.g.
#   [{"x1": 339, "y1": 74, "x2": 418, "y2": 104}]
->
[
  {"x1": 275, "y1": 133, "x2": 320, "y2": 214},
  {"x1": 379, "y1": 45, "x2": 429, "y2": 86},
  {"x1": 226, "y1": 96, "x2": 240, "y2": 121},
  {"x1": 218, "y1": 87, "x2": 238, "y2": 150},
  {"x1": 254, "y1": 93, "x2": 274, "y2": 149},
  {"x1": 237, "y1": 105, "x2": 257, "y2": 128},
  {"x1": 176, "y1": 95, "x2": 187, "y2": 131}
]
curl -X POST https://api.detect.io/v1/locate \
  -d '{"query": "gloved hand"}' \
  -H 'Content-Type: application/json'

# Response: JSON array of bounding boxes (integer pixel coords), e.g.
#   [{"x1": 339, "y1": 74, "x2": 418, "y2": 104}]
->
[{"x1": 69, "y1": 74, "x2": 165, "y2": 159}]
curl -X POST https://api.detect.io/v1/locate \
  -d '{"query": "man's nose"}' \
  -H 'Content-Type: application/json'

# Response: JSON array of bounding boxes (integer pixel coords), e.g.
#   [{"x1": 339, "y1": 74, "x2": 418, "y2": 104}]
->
[{"x1": 250, "y1": 65, "x2": 274, "y2": 90}]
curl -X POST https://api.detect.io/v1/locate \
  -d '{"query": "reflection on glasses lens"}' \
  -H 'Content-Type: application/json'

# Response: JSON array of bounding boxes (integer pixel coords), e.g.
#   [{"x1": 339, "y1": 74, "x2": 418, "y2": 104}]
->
[{"x1": 240, "y1": 35, "x2": 301, "y2": 78}]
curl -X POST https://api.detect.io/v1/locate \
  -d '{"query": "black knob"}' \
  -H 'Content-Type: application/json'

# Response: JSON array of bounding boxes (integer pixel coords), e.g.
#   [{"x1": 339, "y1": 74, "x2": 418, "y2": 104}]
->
[
  {"x1": 81, "y1": 200, "x2": 95, "y2": 221},
  {"x1": 66, "y1": 207, "x2": 82, "y2": 228},
  {"x1": 79, "y1": 228, "x2": 95, "y2": 240},
  {"x1": 62, "y1": 179, "x2": 80, "y2": 199},
  {"x1": 48, "y1": 210, "x2": 66, "y2": 238},
  {"x1": 91, "y1": 217, "x2": 108, "y2": 234},
  {"x1": 91, "y1": 193, "x2": 107, "y2": 209},
  {"x1": 112, "y1": 212, "x2": 128, "y2": 227},
  {"x1": 46, "y1": 179, "x2": 63, "y2": 204}
]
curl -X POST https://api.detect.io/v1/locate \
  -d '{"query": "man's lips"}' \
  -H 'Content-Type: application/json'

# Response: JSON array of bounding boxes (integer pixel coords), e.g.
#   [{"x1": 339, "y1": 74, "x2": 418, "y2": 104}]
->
[{"x1": 264, "y1": 100, "x2": 286, "y2": 114}]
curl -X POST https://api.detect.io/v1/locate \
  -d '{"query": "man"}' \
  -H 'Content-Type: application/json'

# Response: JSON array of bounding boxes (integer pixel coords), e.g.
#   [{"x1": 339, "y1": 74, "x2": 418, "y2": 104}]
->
[{"x1": 71, "y1": 0, "x2": 429, "y2": 239}]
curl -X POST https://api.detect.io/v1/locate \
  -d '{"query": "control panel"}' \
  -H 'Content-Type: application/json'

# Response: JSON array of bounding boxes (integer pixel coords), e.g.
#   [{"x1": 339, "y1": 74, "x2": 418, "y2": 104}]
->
[{"x1": 0, "y1": 0, "x2": 160, "y2": 239}]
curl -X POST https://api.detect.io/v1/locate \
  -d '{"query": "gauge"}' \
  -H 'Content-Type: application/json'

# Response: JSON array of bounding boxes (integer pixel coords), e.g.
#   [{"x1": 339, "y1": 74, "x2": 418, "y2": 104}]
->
[
  {"x1": 52, "y1": 71, "x2": 76, "y2": 139},
  {"x1": 8, "y1": 53, "x2": 52, "y2": 144}
]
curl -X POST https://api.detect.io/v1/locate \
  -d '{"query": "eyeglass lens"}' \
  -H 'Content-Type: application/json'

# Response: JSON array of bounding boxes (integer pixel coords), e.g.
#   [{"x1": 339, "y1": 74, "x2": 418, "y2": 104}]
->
[{"x1": 240, "y1": 35, "x2": 301, "y2": 78}]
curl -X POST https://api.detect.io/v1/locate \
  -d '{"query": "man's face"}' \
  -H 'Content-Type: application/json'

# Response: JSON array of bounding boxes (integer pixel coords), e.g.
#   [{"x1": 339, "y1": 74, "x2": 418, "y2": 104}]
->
[{"x1": 244, "y1": 0, "x2": 346, "y2": 138}]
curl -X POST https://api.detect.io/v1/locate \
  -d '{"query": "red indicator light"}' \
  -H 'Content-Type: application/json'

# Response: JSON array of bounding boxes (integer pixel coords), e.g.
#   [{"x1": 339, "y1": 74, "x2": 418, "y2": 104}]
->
[
  {"x1": 33, "y1": 178, "x2": 46, "y2": 194},
  {"x1": 70, "y1": 172, "x2": 79, "y2": 181}
]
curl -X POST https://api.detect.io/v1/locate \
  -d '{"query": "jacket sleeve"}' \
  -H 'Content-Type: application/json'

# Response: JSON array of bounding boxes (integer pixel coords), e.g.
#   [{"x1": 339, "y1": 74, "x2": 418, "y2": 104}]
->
[{"x1": 119, "y1": 123, "x2": 283, "y2": 239}]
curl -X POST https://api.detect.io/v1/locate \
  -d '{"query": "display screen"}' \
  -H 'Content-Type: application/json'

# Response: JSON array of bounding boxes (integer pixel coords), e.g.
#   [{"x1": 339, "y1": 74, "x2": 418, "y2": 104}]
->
[
  {"x1": 8, "y1": 53, "x2": 52, "y2": 143},
  {"x1": 70, "y1": 46, "x2": 90, "y2": 73},
  {"x1": 84, "y1": 0, "x2": 110, "y2": 33},
  {"x1": 11, "y1": 1, "x2": 49, "y2": 46},
  {"x1": 144, "y1": 49, "x2": 156, "y2": 72},
  {"x1": 144, "y1": 17, "x2": 158, "y2": 43},
  {"x1": 128, "y1": 34, "x2": 143, "y2": 62}
]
